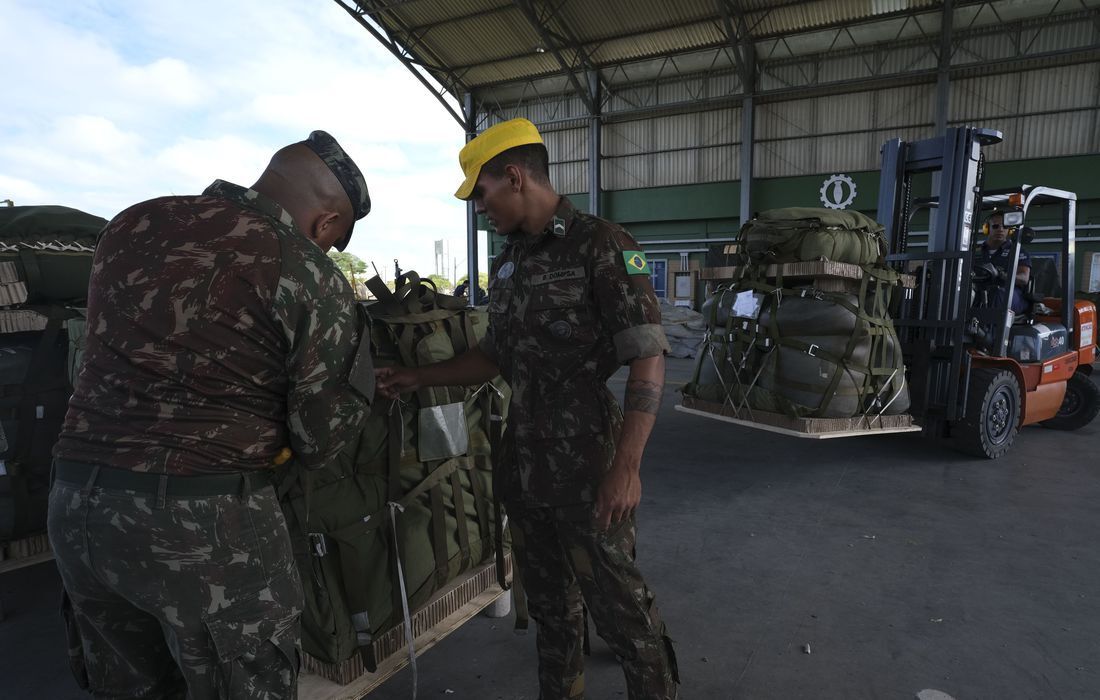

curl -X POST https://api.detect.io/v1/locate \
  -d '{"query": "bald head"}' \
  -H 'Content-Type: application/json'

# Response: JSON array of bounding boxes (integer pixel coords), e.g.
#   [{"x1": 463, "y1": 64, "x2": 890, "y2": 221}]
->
[{"x1": 252, "y1": 143, "x2": 354, "y2": 252}]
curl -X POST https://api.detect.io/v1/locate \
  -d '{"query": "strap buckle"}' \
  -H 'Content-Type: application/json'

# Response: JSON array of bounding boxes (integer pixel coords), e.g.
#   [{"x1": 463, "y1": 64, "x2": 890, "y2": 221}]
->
[
  {"x1": 807, "y1": 343, "x2": 820, "y2": 357},
  {"x1": 309, "y1": 532, "x2": 328, "y2": 557}
]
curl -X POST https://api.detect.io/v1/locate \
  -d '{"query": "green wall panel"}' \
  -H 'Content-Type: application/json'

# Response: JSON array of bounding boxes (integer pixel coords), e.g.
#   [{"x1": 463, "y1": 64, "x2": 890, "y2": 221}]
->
[{"x1": 489, "y1": 155, "x2": 1100, "y2": 280}]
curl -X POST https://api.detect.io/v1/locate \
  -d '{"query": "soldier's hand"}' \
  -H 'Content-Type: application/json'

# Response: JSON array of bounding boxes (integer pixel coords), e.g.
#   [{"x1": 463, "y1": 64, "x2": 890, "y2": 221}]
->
[
  {"x1": 374, "y1": 366, "x2": 421, "y2": 400},
  {"x1": 594, "y1": 462, "x2": 641, "y2": 531}
]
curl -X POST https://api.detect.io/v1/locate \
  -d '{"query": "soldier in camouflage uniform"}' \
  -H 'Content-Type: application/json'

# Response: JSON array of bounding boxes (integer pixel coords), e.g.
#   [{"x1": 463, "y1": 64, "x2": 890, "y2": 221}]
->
[
  {"x1": 48, "y1": 131, "x2": 374, "y2": 699},
  {"x1": 376, "y1": 118, "x2": 679, "y2": 699}
]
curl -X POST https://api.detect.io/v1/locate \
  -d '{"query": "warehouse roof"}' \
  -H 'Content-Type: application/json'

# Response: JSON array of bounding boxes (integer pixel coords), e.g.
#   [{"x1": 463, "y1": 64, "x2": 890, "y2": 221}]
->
[{"x1": 336, "y1": 0, "x2": 1099, "y2": 125}]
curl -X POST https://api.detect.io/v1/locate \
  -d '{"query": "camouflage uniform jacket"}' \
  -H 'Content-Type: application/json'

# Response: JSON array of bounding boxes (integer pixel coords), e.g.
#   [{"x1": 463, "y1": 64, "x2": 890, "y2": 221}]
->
[
  {"x1": 481, "y1": 197, "x2": 669, "y2": 507},
  {"x1": 54, "y1": 180, "x2": 371, "y2": 474}
]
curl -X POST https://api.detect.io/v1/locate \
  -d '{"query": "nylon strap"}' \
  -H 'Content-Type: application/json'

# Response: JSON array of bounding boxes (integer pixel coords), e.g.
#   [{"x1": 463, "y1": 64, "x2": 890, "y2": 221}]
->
[
  {"x1": 387, "y1": 404, "x2": 403, "y2": 502},
  {"x1": 450, "y1": 469, "x2": 471, "y2": 573},
  {"x1": 429, "y1": 482, "x2": 448, "y2": 588},
  {"x1": 18, "y1": 249, "x2": 43, "y2": 302}
]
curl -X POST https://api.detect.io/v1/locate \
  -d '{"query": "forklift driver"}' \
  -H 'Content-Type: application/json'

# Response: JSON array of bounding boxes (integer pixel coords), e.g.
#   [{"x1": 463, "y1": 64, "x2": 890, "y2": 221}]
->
[{"x1": 973, "y1": 211, "x2": 1031, "y2": 315}]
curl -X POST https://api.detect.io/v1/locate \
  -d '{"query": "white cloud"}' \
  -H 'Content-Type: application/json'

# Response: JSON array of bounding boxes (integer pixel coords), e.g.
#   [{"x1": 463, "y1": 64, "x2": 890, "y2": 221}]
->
[
  {"x1": 0, "y1": 175, "x2": 48, "y2": 203},
  {"x1": 51, "y1": 115, "x2": 143, "y2": 157},
  {"x1": 0, "y1": 0, "x2": 476, "y2": 277},
  {"x1": 120, "y1": 58, "x2": 206, "y2": 108},
  {"x1": 154, "y1": 136, "x2": 273, "y2": 191}
]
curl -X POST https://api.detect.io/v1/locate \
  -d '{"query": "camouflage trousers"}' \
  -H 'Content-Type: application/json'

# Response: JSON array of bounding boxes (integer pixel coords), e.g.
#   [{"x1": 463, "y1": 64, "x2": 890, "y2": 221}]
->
[
  {"x1": 508, "y1": 503, "x2": 679, "y2": 700},
  {"x1": 47, "y1": 466, "x2": 303, "y2": 699}
]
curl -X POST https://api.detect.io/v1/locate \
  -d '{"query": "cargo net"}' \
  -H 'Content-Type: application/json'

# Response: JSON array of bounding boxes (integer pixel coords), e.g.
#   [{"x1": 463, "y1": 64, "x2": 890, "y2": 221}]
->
[
  {"x1": 683, "y1": 209, "x2": 913, "y2": 428},
  {"x1": 0, "y1": 240, "x2": 96, "y2": 253}
]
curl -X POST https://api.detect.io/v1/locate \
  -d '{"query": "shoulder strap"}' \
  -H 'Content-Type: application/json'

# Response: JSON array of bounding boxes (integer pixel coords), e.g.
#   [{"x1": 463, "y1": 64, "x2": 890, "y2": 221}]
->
[{"x1": 17, "y1": 249, "x2": 43, "y2": 303}]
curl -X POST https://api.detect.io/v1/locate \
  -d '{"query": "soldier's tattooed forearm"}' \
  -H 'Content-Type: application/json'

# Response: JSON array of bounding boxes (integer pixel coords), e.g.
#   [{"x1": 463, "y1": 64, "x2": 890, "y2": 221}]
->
[{"x1": 624, "y1": 379, "x2": 663, "y2": 415}]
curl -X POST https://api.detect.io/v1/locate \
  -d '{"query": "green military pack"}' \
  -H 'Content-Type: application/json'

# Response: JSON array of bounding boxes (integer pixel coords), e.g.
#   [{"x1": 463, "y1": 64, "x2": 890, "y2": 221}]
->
[
  {"x1": 276, "y1": 272, "x2": 509, "y2": 668},
  {"x1": 0, "y1": 205, "x2": 103, "y2": 304},
  {"x1": 738, "y1": 207, "x2": 886, "y2": 266},
  {"x1": 685, "y1": 208, "x2": 909, "y2": 420},
  {"x1": 0, "y1": 206, "x2": 98, "y2": 542}
]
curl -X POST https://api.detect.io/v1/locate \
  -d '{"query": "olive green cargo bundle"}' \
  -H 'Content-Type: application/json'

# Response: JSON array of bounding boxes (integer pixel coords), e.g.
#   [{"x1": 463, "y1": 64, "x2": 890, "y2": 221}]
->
[
  {"x1": 276, "y1": 273, "x2": 509, "y2": 670},
  {"x1": 684, "y1": 208, "x2": 910, "y2": 420},
  {"x1": 0, "y1": 205, "x2": 103, "y2": 305},
  {"x1": 0, "y1": 206, "x2": 98, "y2": 545},
  {"x1": 739, "y1": 207, "x2": 886, "y2": 267}
]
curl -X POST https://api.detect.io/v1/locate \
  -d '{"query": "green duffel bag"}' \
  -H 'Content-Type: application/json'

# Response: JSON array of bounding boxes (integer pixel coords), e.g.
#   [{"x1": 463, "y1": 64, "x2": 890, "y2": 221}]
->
[
  {"x1": 0, "y1": 206, "x2": 103, "y2": 305},
  {"x1": 739, "y1": 207, "x2": 885, "y2": 266},
  {"x1": 685, "y1": 266, "x2": 910, "y2": 419},
  {"x1": 277, "y1": 272, "x2": 508, "y2": 668}
]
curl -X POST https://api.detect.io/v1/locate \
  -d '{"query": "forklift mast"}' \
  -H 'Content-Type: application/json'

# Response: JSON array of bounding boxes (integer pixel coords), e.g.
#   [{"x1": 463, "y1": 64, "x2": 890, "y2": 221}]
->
[{"x1": 876, "y1": 127, "x2": 1003, "y2": 429}]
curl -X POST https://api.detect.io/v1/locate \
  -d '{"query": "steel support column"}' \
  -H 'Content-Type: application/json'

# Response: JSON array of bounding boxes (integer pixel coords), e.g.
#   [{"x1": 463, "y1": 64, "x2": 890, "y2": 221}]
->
[
  {"x1": 934, "y1": 0, "x2": 954, "y2": 134},
  {"x1": 740, "y1": 92, "x2": 754, "y2": 225},
  {"x1": 739, "y1": 44, "x2": 756, "y2": 226},
  {"x1": 717, "y1": 0, "x2": 755, "y2": 225},
  {"x1": 464, "y1": 92, "x2": 479, "y2": 303},
  {"x1": 588, "y1": 71, "x2": 601, "y2": 217}
]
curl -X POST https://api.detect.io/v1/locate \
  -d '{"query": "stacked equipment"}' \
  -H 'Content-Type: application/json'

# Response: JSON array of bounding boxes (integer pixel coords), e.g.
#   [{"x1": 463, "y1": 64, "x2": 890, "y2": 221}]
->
[
  {"x1": 0, "y1": 206, "x2": 100, "y2": 545},
  {"x1": 276, "y1": 273, "x2": 509, "y2": 678},
  {"x1": 684, "y1": 208, "x2": 912, "y2": 427}
]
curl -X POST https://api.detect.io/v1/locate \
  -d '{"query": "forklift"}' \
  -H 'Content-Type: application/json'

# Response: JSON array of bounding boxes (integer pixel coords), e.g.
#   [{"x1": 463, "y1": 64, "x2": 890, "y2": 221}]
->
[{"x1": 878, "y1": 126, "x2": 1099, "y2": 458}]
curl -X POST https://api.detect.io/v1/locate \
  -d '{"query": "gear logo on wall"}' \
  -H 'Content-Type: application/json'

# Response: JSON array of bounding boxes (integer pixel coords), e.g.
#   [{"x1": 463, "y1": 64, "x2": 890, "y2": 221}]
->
[{"x1": 819, "y1": 174, "x2": 857, "y2": 210}]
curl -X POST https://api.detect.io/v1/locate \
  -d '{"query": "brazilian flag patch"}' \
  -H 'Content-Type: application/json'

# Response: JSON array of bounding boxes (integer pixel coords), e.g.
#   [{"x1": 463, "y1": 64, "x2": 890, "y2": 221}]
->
[{"x1": 622, "y1": 250, "x2": 651, "y2": 275}]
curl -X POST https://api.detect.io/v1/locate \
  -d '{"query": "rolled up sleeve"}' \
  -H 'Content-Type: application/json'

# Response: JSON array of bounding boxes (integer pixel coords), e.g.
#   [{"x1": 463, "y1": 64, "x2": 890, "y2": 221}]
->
[
  {"x1": 613, "y1": 324, "x2": 670, "y2": 364},
  {"x1": 591, "y1": 226, "x2": 671, "y2": 363}
]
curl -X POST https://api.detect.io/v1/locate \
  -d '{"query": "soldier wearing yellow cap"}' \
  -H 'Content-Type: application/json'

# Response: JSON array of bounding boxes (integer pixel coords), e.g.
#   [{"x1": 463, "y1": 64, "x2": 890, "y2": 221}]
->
[{"x1": 377, "y1": 118, "x2": 678, "y2": 699}]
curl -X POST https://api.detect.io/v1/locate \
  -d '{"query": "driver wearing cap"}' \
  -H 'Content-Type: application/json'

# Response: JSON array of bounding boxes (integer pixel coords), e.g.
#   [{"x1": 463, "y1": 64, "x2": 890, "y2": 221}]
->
[{"x1": 975, "y1": 211, "x2": 1031, "y2": 314}]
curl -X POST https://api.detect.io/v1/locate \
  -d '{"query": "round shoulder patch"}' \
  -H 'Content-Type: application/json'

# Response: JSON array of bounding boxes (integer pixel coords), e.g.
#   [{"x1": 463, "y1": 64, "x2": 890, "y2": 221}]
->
[{"x1": 497, "y1": 261, "x2": 515, "y2": 279}]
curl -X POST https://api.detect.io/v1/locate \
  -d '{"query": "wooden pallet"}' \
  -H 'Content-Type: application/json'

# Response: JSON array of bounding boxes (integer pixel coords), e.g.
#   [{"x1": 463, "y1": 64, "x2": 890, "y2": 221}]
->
[
  {"x1": 300, "y1": 555, "x2": 512, "y2": 699},
  {"x1": 0, "y1": 532, "x2": 54, "y2": 573},
  {"x1": 701, "y1": 260, "x2": 916, "y2": 290},
  {"x1": 678, "y1": 396, "x2": 921, "y2": 439}
]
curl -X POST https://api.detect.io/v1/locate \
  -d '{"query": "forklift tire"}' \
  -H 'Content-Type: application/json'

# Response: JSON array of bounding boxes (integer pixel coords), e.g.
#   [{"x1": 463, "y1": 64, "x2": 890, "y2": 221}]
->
[
  {"x1": 1040, "y1": 372, "x2": 1100, "y2": 431},
  {"x1": 954, "y1": 368, "x2": 1021, "y2": 459}
]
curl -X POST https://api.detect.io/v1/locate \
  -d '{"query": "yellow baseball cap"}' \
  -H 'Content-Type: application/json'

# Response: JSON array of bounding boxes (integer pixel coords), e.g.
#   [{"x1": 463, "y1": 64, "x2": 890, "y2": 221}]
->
[{"x1": 454, "y1": 118, "x2": 544, "y2": 200}]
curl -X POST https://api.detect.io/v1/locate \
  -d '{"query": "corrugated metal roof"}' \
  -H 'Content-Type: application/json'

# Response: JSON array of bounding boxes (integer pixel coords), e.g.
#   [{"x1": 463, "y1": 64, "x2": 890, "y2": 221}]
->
[
  {"x1": 347, "y1": 0, "x2": 1022, "y2": 93},
  {"x1": 343, "y1": 0, "x2": 1100, "y2": 145}
]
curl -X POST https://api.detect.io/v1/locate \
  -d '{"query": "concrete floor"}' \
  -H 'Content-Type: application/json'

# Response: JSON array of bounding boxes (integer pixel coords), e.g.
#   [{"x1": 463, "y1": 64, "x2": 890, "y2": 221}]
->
[{"x1": 3, "y1": 358, "x2": 1099, "y2": 699}]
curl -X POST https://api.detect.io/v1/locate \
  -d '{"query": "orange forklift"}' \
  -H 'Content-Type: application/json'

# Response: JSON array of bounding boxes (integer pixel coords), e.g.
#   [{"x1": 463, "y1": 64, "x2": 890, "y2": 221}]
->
[{"x1": 878, "y1": 127, "x2": 1098, "y2": 458}]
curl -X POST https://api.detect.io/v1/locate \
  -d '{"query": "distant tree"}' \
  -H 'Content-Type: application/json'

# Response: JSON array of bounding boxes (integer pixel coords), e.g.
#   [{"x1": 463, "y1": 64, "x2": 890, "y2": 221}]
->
[
  {"x1": 427, "y1": 274, "x2": 454, "y2": 293},
  {"x1": 456, "y1": 273, "x2": 490, "y2": 290},
  {"x1": 328, "y1": 251, "x2": 369, "y2": 298}
]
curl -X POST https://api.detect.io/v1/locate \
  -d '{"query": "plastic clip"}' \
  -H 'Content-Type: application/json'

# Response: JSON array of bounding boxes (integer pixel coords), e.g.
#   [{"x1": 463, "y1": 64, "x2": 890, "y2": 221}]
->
[{"x1": 309, "y1": 532, "x2": 328, "y2": 557}]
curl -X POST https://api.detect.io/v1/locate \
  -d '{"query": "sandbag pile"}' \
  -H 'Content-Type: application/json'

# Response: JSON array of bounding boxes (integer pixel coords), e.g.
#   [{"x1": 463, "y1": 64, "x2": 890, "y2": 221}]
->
[
  {"x1": 660, "y1": 300, "x2": 707, "y2": 359},
  {"x1": 0, "y1": 206, "x2": 100, "y2": 542},
  {"x1": 276, "y1": 272, "x2": 509, "y2": 671},
  {"x1": 684, "y1": 208, "x2": 911, "y2": 420}
]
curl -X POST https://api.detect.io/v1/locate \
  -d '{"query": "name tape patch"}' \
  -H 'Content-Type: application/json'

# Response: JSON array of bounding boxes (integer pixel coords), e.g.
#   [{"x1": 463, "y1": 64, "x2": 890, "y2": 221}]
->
[{"x1": 534, "y1": 267, "x2": 585, "y2": 285}]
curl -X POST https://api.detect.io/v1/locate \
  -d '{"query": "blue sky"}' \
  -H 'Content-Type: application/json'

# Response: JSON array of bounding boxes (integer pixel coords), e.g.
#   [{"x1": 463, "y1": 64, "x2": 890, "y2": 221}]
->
[{"x1": 0, "y1": 0, "x2": 485, "y2": 280}]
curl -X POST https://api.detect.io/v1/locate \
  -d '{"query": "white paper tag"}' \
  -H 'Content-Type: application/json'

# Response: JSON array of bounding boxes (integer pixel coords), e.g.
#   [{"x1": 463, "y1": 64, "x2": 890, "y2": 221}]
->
[
  {"x1": 732, "y1": 290, "x2": 763, "y2": 319},
  {"x1": 1080, "y1": 321, "x2": 1094, "y2": 347}
]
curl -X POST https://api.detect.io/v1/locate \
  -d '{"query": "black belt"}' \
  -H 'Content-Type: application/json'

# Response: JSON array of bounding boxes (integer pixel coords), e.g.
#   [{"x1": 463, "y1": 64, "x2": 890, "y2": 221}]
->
[{"x1": 53, "y1": 459, "x2": 273, "y2": 498}]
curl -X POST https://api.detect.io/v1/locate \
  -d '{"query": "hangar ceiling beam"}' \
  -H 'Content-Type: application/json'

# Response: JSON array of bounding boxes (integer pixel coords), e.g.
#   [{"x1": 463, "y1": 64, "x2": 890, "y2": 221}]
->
[
  {"x1": 336, "y1": 0, "x2": 467, "y2": 128},
  {"x1": 716, "y1": 0, "x2": 756, "y2": 226},
  {"x1": 512, "y1": 0, "x2": 598, "y2": 115}
]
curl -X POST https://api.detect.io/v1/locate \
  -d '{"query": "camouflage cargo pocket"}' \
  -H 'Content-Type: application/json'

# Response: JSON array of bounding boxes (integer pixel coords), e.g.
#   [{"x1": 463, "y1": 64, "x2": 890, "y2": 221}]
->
[{"x1": 203, "y1": 590, "x2": 300, "y2": 698}]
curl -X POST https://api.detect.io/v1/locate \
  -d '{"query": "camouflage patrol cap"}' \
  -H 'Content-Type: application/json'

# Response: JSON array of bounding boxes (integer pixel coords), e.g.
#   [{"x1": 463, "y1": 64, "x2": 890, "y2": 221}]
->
[{"x1": 303, "y1": 130, "x2": 370, "y2": 251}]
